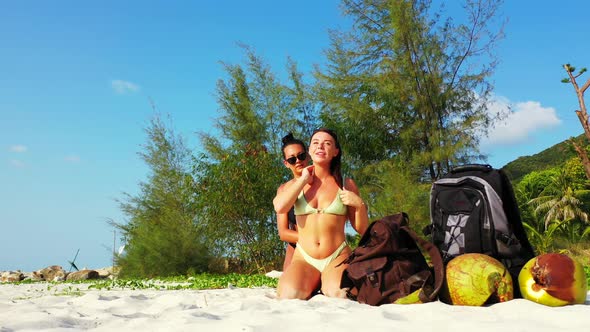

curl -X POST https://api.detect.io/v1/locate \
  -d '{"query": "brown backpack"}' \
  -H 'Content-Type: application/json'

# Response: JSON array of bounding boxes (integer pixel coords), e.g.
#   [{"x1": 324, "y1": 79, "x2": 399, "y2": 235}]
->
[{"x1": 340, "y1": 212, "x2": 444, "y2": 306}]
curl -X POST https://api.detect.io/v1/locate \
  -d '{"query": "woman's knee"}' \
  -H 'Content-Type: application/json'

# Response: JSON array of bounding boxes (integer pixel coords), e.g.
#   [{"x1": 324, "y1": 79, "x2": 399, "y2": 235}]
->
[
  {"x1": 277, "y1": 284, "x2": 314, "y2": 300},
  {"x1": 277, "y1": 274, "x2": 319, "y2": 300},
  {"x1": 321, "y1": 285, "x2": 347, "y2": 298},
  {"x1": 320, "y1": 271, "x2": 348, "y2": 298}
]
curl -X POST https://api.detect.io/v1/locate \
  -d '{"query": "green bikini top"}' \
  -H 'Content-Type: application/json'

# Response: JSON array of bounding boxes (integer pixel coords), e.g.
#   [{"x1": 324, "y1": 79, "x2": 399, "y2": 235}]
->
[{"x1": 294, "y1": 189, "x2": 347, "y2": 216}]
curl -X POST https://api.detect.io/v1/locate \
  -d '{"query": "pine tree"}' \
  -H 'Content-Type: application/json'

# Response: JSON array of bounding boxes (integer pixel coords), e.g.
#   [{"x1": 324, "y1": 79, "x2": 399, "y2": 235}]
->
[
  {"x1": 113, "y1": 115, "x2": 210, "y2": 277},
  {"x1": 315, "y1": 0, "x2": 505, "y2": 180},
  {"x1": 195, "y1": 47, "x2": 318, "y2": 272}
]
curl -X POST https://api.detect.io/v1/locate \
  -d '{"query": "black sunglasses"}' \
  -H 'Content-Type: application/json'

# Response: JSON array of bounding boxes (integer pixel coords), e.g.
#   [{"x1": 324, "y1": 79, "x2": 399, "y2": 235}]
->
[{"x1": 285, "y1": 152, "x2": 307, "y2": 165}]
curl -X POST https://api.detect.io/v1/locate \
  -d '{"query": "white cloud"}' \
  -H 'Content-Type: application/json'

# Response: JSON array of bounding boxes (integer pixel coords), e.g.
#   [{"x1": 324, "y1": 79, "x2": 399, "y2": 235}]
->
[
  {"x1": 9, "y1": 159, "x2": 25, "y2": 168},
  {"x1": 111, "y1": 80, "x2": 140, "y2": 94},
  {"x1": 483, "y1": 99, "x2": 562, "y2": 145},
  {"x1": 9, "y1": 145, "x2": 27, "y2": 153},
  {"x1": 64, "y1": 155, "x2": 81, "y2": 163}
]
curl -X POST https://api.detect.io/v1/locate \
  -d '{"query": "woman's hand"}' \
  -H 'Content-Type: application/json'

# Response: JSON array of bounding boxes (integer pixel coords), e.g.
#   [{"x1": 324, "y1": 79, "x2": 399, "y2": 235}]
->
[
  {"x1": 301, "y1": 165, "x2": 315, "y2": 185},
  {"x1": 273, "y1": 165, "x2": 314, "y2": 214},
  {"x1": 341, "y1": 178, "x2": 369, "y2": 235},
  {"x1": 339, "y1": 188, "x2": 365, "y2": 209}
]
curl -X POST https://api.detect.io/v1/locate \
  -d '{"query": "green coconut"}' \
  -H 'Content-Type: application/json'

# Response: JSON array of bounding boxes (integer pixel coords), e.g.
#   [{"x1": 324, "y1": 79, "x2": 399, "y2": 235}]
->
[
  {"x1": 441, "y1": 253, "x2": 514, "y2": 306},
  {"x1": 519, "y1": 253, "x2": 588, "y2": 306}
]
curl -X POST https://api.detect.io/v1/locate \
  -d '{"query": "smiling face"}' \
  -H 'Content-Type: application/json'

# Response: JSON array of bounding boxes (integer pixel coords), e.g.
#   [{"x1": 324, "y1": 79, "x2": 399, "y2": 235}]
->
[
  {"x1": 283, "y1": 143, "x2": 308, "y2": 176},
  {"x1": 309, "y1": 131, "x2": 340, "y2": 165}
]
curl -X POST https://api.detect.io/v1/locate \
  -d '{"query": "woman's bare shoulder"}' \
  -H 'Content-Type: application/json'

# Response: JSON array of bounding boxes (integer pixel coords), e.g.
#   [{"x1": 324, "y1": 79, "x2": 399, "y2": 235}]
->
[
  {"x1": 344, "y1": 178, "x2": 359, "y2": 191},
  {"x1": 277, "y1": 178, "x2": 298, "y2": 193}
]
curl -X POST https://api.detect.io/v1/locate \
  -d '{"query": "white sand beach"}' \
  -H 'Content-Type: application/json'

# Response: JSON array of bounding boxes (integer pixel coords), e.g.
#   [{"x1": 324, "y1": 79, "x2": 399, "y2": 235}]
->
[{"x1": 1, "y1": 282, "x2": 589, "y2": 332}]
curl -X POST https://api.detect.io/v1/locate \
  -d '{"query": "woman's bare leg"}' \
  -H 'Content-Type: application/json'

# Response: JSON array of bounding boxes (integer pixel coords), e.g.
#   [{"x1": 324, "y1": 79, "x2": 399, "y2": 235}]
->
[
  {"x1": 320, "y1": 246, "x2": 351, "y2": 298},
  {"x1": 282, "y1": 244, "x2": 295, "y2": 271},
  {"x1": 277, "y1": 252, "x2": 320, "y2": 300}
]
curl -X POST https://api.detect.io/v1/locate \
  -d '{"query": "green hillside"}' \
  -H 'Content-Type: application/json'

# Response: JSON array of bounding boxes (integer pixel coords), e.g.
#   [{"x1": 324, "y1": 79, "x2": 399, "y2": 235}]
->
[{"x1": 501, "y1": 134, "x2": 585, "y2": 182}]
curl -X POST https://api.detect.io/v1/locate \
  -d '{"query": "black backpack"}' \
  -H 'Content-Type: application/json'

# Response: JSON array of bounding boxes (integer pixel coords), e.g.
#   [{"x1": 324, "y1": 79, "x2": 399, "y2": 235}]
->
[
  {"x1": 425, "y1": 164, "x2": 535, "y2": 296},
  {"x1": 340, "y1": 213, "x2": 444, "y2": 306}
]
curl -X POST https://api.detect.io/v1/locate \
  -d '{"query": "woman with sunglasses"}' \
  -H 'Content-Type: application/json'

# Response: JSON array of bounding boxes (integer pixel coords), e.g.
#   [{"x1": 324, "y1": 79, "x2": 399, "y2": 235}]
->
[
  {"x1": 277, "y1": 133, "x2": 309, "y2": 270},
  {"x1": 273, "y1": 128, "x2": 368, "y2": 299}
]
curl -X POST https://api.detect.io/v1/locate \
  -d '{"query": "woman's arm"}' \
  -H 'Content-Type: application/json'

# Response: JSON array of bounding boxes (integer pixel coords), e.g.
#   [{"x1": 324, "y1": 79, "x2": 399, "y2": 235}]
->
[
  {"x1": 273, "y1": 166, "x2": 314, "y2": 214},
  {"x1": 277, "y1": 212, "x2": 298, "y2": 244},
  {"x1": 340, "y1": 178, "x2": 368, "y2": 236}
]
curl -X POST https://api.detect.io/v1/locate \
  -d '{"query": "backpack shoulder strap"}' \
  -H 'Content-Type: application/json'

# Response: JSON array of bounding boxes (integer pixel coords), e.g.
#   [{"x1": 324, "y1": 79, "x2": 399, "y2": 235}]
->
[
  {"x1": 497, "y1": 168, "x2": 536, "y2": 258},
  {"x1": 400, "y1": 225, "x2": 444, "y2": 302}
]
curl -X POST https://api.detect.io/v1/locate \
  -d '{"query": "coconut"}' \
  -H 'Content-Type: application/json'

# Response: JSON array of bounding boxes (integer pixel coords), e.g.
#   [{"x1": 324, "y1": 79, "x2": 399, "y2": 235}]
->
[
  {"x1": 518, "y1": 253, "x2": 587, "y2": 307},
  {"x1": 441, "y1": 253, "x2": 513, "y2": 306}
]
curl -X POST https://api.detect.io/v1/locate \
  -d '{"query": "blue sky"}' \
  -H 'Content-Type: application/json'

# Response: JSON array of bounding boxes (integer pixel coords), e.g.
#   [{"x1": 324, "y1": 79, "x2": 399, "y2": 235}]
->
[{"x1": 1, "y1": 1, "x2": 588, "y2": 272}]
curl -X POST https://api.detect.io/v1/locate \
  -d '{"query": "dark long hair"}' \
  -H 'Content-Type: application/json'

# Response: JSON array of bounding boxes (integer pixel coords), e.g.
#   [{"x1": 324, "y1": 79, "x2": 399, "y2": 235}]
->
[
  {"x1": 311, "y1": 128, "x2": 343, "y2": 188},
  {"x1": 281, "y1": 133, "x2": 306, "y2": 159}
]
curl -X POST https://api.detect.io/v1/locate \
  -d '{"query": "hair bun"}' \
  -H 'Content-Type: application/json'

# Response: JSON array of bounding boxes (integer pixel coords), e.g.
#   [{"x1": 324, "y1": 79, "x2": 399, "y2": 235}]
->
[{"x1": 281, "y1": 133, "x2": 294, "y2": 145}]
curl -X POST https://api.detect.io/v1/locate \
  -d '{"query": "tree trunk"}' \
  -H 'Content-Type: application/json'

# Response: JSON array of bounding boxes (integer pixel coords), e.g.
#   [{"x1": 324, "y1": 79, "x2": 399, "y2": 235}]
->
[
  {"x1": 564, "y1": 64, "x2": 590, "y2": 181},
  {"x1": 575, "y1": 110, "x2": 590, "y2": 142},
  {"x1": 570, "y1": 139, "x2": 590, "y2": 181}
]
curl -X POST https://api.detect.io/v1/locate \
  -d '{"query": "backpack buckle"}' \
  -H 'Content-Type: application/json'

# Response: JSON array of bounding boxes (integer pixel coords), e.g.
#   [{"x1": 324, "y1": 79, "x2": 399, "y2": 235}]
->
[
  {"x1": 366, "y1": 269, "x2": 379, "y2": 288},
  {"x1": 496, "y1": 232, "x2": 519, "y2": 246}
]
